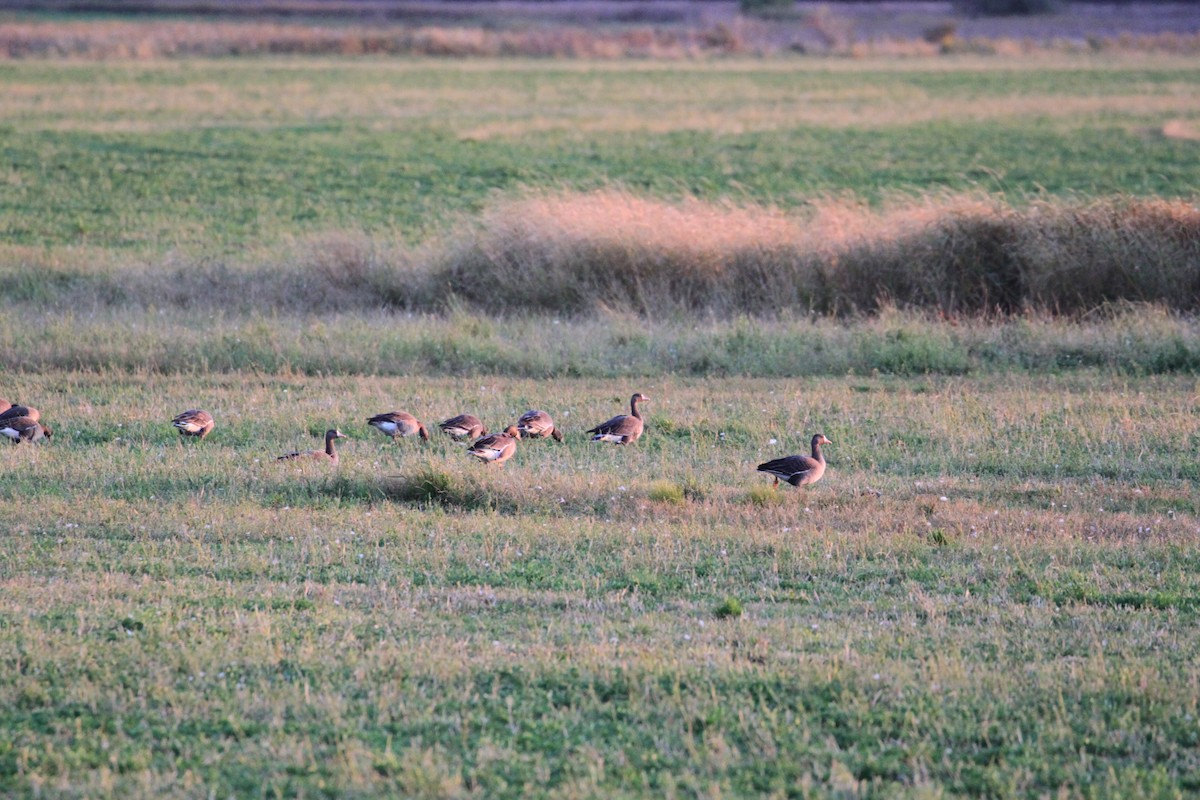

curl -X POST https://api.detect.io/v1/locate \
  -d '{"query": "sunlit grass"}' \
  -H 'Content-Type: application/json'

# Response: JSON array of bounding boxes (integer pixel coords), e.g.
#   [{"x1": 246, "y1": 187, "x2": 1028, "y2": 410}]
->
[
  {"x1": 0, "y1": 45, "x2": 1198, "y2": 799},
  {"x1": 1, "y1": 372, "x2": 1199, "y2": 796}
]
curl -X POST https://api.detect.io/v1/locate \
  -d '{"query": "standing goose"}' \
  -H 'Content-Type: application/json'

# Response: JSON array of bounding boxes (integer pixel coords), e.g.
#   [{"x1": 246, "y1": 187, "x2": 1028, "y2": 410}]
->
[
  {"x1": 439, "y1": 414, "x2": 488, "y2": 442},
  {"x1": 0, "y1": 404, "x2": 39, "y2": 422},
  {"x1": 467, "y1": 425, "x2": 521, "y2": 466},
  {"x1": 277, "y1": 429, "x2": 347, "y2": 464},
  {"x1": 516, "y1": 409, "x2": 564, "y2": 442},
  {"x1": 0, "y1": 416, "x2": 52, "y2": 444},
  {"x1": 172, "y1": 409, "x2": 215, "y2": 440},
  {"x1": 587, "y1": 392, "x2": 649, "y2": 445},
  {"x1": 757, "y1": 434, "x2": 832, "y2": 489},
  {"x1": 368, "y1": 411, "x2": 429, "y2": 442}
]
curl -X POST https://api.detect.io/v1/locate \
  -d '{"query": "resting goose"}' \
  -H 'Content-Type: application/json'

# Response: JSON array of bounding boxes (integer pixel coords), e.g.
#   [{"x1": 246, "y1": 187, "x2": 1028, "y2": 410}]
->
[
  {"x1": 439, "y1": 414, "x2": 487, "y2": 441},
  {"x1": 0, "y1": 404, "x2": 39, "y2": 422},
  {"x1": 587, "y1": 392, "x2": 648, "y2": 445},
  {"x1": 1, "y1": 415, "x2": 52, "y2": 444},
  {"x1": 172, "y1": 409, "x2": 215, "y2": 440},
  {"x1": 368, "y1": 411, "x2": 429, "y2": 442},
  {"x1": 277, "y1": 429, "x2": 347, "y2": 464},
  {"x1": 757, "y1": 434, "x2": 832, "y2": 488},
  {"x1": 516, "y1": 409, "x2": 564, "y2": 442},
  {"x1": 467, "y1": 425, "x2": 521, "y2": 466}
]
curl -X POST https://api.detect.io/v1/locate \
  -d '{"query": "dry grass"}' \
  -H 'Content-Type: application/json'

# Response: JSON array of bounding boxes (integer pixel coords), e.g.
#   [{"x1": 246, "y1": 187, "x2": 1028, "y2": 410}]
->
[
  {"x1": 430, "y1": 190, "x2": 1200, "y2": 318},
  {"x1": 1, "y1": 9, "x2": 1199, "y2": 61},
  {"x1": 3, "y1": 190, "x2": 1197, "y2": 320}
]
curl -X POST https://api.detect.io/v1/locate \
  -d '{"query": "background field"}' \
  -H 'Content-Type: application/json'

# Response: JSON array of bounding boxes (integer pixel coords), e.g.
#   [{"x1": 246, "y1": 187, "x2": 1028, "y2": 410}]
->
[{"x1": 2, "y1": 17, "x2": 1200, "y2": 798}]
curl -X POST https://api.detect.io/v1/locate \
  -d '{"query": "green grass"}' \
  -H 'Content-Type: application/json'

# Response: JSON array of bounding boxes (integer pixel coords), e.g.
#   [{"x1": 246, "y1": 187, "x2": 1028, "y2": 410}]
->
[
  {"x1": 3, "y1": 306, "x2": 1200, "y2": 377},
  {"x1": 0, "y1": 58, "x2": 1197, "y2": 255},
  {"x1": 1, "y1": 372, "x2": 1200, "y2": 797},
  {"x1": 2, "y1": 50, "x2": 1200, "y2": 797}
]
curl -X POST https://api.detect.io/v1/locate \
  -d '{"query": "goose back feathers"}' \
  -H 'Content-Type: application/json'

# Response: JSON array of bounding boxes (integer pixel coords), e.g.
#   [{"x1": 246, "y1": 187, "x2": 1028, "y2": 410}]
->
[
  {"x1": 757, "y1": 434, "x2": 832, "y2": 488},
  {"x1": 439, "y1": 414, "x2": 487, "y2": 441},
  {"x1": 467, "y1": 425, "x2": 521, "y2": 465},
  {"x1": 516, "y1": 410, "x2": 563, "y2": 442},
  {"x1": 173, "y1": 409, "x2": 215, "y2": 439},
  {"x1": 368, "y1": 411, "x2": 429, "y2": 442},
  {"x1": 0, "y1": 404, "x2": 39, "y2": 423},
  {"x1": 587, "y1": 393, "x2": 648, "y2": 445},
  {"x1": 1, "y1": 415, "x2": 52, "y2": 444},
  {"x1": 277, "y1": 429, "x2": 347, "y2": 464}
]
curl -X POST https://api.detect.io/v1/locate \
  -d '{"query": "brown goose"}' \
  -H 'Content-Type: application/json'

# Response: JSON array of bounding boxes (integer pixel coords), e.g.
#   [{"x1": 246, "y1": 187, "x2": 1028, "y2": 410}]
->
[
  {"x1": 516, "y1": 409, "x2": 564, "y2": 442},
  {"x1": 587, "y1": 392, "x2": 648, "y2": 445},
  {"x1": 277, "y1": 429, "x2": 347, "y2": 464},
  {"x1": 439, "y1": 413, "x2": 487, "y2": 441},
  {"x1": 0, "y1": 404, "x2": 39, "y2": 422},
  {"x1": 757, "y1": 434, "x2": 832, "y2": 489},
  {"x1": 368, "y1": 411, "x2": 429, "y2": 442},
  {"x1": 467, "y1": 425, "x2": 521, "y2": 466},
  {"x1": 0, "y1": 415, "x2": 52, "y2": 444},
  {"x1": 172, "y1": 409, "x2": 215, "y2": 440}
]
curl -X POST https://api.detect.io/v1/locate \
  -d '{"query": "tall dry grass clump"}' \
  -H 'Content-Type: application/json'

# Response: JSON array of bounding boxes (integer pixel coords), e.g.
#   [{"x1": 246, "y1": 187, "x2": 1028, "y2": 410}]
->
[
  {"x1": 429, "y1": 190, "x2": 1200, "y2": 317},
  {"x1": 430, "y1": 191, "x2": 817, "y2": 315},
  {"x1": 4, "y1": 191, "x2": 1197, "y2": 319},
  {"x1": 0, "y1": 19, "x2": 739, "y2": 60}
]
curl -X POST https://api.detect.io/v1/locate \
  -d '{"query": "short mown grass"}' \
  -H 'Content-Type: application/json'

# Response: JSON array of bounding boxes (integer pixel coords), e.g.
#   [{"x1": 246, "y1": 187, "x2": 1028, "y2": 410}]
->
[{"x1": 1, "y1": 372, "x2": 1199, "y2": 796}]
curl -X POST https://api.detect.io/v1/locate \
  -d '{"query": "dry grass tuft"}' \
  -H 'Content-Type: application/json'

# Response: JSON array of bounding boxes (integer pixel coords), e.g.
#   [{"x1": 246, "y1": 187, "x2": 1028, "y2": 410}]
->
[{"x1": 430, "y1": 190, "x2": 1200, "y2": 318}]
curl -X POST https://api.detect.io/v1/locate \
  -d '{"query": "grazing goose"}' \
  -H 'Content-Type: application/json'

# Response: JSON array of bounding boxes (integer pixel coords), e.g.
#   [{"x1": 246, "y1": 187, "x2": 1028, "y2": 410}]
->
[
  {"x1": 277, "y1": 429, "x2": 347, "y2": 464},
  {"x1": 516, "y1": 409, "x2": 564, "y2": 442},
  {"x1": 0, "y1": 404, "x2": 39, "y2": 422},
  {"x1": 587, "y1": 392, "x2": 648, "y2": 445},
  {"x1": 757, "y1": 434, "x2": 832, "y2": 489},
  {"x1": 439, "y1": 413, "x2": 487, "y2": 441},
  {"x1": 367, "y1": 411, "x2": 429, "y2": 442},
  {"x1": 467, "y1": 425, "x2": 521, "y2": 466},
  {"x1": 172, "y1": 409, "x2": 215, "y2": 440},
  {"x1": 0, "y1": 415, "x2": 52, "y2": 444}
]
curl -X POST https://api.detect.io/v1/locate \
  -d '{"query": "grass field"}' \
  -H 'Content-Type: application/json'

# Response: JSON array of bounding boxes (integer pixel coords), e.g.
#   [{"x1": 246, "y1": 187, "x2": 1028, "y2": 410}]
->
[{"x1": 2, "y1": 42, "x2": 1200, "y2": 798}]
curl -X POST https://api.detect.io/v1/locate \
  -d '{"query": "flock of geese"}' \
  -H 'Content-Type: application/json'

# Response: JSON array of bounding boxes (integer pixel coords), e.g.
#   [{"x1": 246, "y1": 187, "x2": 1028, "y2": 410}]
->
[{"x1": 6, "y1": 391, "x2": 834, "y2": 492}]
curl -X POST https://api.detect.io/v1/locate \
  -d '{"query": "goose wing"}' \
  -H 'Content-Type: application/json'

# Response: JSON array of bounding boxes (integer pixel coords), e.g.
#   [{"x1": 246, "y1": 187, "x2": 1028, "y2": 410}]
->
[{"x1": 757, "y1": 454, "x2": 821, "y2": 484}]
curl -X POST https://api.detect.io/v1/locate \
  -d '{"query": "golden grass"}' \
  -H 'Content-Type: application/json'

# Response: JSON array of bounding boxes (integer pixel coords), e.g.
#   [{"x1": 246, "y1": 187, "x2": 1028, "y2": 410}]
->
[
  {"x1": 431, "y1": 189, "x2": 1200, "y2": 317},
  {"x1": 7, "y1": 56, "x2": 1196, "y2": 138},
  {"x1": 1, "y1": 15, "x2": 1198, "y2": 63},
  {"x1": 2, "y1": 189, "x2": 1196, "y2": 320}
]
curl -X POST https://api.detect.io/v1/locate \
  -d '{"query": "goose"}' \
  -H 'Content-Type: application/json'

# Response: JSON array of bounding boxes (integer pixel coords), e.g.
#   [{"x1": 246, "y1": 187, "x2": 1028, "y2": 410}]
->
[
  {"x1": 587, "y1": 392, "x2": 648, "y2": 445},
  {"x1": 367, "y1": 411, "x2": 429, "y2": 442},
  {"x1": 172, "y1": 409, "x2": 215, "y2": 440},
  {"x1": 0, "y1": 404, "x2": 39, "y2": 422},
  {"x1": 516, "y1": 409, "x2": 564, "y2": 442},
  {"x1": 757, "y1": 434, "x2": 832, "y2": 489},
  {"x1": 0, "y1": 399, "x2": 10, "y2": 415},
  {"x1": 277, "y1": 429, "x2": 347, "y2": 464},
  {"x1": 467, "y1": 425, "x2": 521, "y2": 466},
  {"x1": 439, "y1": 413, "x2": 487, "y2": 441},
  {"x1": 1, "y1": 415, "x2": 52, "y2": 444}
]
